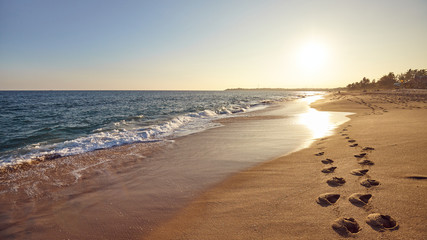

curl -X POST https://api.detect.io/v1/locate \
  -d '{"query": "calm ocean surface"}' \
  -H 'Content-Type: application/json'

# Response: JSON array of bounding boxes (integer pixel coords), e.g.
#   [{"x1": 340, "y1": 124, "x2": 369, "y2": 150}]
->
[{"x1": 0, "y1": 90, "x2": 316, "y2": 166}]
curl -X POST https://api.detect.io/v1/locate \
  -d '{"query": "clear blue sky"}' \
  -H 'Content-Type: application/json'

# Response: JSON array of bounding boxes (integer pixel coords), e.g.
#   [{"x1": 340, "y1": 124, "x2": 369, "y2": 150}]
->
[{"x1": 1, "y1": 0, "x2": 426, "y2": 90}]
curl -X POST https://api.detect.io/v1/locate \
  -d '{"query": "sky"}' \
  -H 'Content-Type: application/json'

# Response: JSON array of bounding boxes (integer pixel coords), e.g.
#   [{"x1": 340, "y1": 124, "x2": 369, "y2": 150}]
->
[{"x1": 1, "y1": 0, "x2": 426, "y2": 90}]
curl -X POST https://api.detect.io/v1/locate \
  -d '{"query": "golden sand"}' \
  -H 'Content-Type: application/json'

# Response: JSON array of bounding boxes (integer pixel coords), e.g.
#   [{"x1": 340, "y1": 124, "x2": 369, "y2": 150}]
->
[
  {"x1": 1, "y1": 91, "x2": 426, "y2": 239},
  {"x1": 147, "y1": 91, "x2": 427, "y2": 239}
]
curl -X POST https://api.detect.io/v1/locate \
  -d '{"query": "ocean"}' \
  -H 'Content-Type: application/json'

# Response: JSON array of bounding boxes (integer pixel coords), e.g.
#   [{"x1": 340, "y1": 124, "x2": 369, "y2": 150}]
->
[{"x1": 0, "y1": 90, "x2": 315, "y2": 166}]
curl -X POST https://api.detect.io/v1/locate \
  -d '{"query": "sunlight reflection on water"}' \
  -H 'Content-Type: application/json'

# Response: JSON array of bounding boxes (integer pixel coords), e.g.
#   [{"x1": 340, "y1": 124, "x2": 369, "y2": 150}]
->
[
  {"x1": 299, "y1": 108, "x2": 333, "y2": 139},
  {"x1": 298, "y1": 95, "x2": 350, "y2": 140}
]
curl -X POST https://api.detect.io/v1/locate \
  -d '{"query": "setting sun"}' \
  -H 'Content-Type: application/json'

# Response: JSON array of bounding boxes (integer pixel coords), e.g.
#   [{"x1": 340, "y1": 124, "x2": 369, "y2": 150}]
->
[{"x1": 297, "y1": 41, "x2": 329, "y2": 72}]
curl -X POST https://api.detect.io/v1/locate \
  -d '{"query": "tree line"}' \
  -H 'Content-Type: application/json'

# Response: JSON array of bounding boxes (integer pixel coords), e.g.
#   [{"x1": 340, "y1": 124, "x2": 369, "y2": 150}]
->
[{"x1": 346, "y1": 69, "x2": 427, "y2": 90}]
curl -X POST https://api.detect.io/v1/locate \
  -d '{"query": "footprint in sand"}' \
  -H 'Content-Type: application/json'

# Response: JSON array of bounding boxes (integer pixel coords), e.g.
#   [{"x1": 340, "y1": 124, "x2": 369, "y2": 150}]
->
[
  {"x1": 362, "y1": 147, "x2": 375, "y2": 151},
  {"x1": 321, "y1": 166, "x2": 337, "y2": 173},
  {"x1": 360, "y1": 179, "x2": 380, "y2": 188},
  {"x1": 345, "y1": 136, "x2": 350, "y2": 139},
  {"x1": 316, "y1": 193, "x2": 340, "y2": 207},
  {"x1": 332, "y1": 217, "x2": 361, "y2": 236},
  {"x1": 354, "y1": 153, "x2": 367, "y2": 158},
  {"x1": 350, "y1": 169, "x2": 369, "y2": 176},
  {"x1": 366, "y1": 213, "x2": 399, "y2": 231},
  {"x1": 358, "y1": 159, "x2": 375, "y2": 166},
  {"x1": 349, "y1": 193, "x2": 372, "y2": 207},
  {"x1": 315, "y1": 152, "x2": 324, "y2": 156},
  {"x1": 349, "y1": 143, "x2": 359, "y2": 147},
  {"x1": 321, "y1": 158, "x2": 334, "y2": 164},
  {"x1": 327, "y1": 177, "x2": 346, "y2": 187},
  {"x1": 348, "y1": 139, "x2": 356, "y2": 143},
  {"x1": 341, "y1": 133, "x2": 348, "y2": 136}
]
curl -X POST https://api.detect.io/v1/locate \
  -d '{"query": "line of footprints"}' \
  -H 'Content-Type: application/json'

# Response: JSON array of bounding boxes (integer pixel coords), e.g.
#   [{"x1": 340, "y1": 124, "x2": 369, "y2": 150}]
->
[{"x1": 315, "y1": 125, "x2": 399, "y2": 237}]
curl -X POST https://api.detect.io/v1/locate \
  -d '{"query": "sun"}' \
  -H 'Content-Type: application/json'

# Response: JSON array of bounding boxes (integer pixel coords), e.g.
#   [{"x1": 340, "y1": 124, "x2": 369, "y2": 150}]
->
[{"x1": 297, "y1": 41, "x2": 329, "y2": 72}]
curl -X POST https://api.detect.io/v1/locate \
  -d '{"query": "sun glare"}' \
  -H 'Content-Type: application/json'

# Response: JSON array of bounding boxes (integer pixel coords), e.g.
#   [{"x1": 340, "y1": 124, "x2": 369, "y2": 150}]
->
[{"x1": 297, "y1": 41, "x2": 328, "y2": 72}]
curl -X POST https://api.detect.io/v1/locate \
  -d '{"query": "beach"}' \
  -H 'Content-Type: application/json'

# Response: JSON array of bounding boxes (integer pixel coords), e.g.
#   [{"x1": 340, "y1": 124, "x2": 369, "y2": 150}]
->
[
  {"x1": 1, "y1": 91, "x2": 426, "y2": 239},
  {"x1": 0, "y1": 93, "x2": 347, "y2": 239},
  {"x1": 147, "y1": 91, "x2": 427, "y2": 239}
]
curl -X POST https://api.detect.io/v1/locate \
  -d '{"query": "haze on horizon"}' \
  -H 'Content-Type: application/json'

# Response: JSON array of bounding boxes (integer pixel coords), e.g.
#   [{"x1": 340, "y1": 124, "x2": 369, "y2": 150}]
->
[{"x1": 1, "y1": 0, "x2": 426, "y2": 90}]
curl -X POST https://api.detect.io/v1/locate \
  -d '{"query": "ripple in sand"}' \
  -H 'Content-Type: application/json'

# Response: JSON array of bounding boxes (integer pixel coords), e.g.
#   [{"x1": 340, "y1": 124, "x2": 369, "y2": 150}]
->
[
  {"x1": 316, "y1": 193, "x2": 340, "y2": 207},
  {"x1": 366, "y1": 213, "x2": 399, "y2": 231},
  {"x1": 404, "y1": 175, "x2": 427, "y2": 180},
  {"x1": 332, "y1": 217, "x2": 361, "y2": 236},
  {"x1": 349, "y1": 193, "x2": 372, "y2": 207}
]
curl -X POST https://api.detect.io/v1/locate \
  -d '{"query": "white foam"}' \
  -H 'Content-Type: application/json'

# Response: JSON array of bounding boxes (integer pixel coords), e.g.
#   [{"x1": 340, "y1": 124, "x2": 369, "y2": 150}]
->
[{"x1": 1, "y1": 94, "x2": 313, "y2": 166}]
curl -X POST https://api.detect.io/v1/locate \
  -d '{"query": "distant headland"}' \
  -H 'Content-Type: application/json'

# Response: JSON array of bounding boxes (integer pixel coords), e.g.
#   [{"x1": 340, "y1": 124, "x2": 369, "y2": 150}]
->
[{"x1": 224, "y1": 88, "x2": 342, "y2": 92}]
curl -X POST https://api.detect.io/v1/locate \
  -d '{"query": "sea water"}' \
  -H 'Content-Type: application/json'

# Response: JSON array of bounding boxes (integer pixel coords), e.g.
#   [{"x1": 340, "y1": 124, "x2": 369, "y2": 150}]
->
[{"x1": 0, "y1": 90, "x2": 316, "y2": 166}]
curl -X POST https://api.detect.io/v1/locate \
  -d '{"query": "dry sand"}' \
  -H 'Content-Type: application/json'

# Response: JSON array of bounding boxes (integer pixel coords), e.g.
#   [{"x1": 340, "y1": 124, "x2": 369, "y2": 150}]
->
[{"x1": 147, "y1": 91, "x2": 427, "y2": 239}]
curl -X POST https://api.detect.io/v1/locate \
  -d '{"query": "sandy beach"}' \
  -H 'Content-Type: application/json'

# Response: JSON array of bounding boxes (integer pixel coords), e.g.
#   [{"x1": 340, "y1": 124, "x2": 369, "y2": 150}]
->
[
  {"x1": 146, "y1": 91, "x2": 427, "y2": 239},
  {"x1": 1, "y1": 91, "x2": 426, "y2": 239},
  {"x1": 2, "y1": 1, "x2": 426, "y2": 239}
]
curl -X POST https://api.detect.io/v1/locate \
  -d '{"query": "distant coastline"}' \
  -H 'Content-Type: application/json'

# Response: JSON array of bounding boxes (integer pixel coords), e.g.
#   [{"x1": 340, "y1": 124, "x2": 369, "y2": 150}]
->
[{"x1": 224, "y1": 88, "x2": 344, "y2": 92}]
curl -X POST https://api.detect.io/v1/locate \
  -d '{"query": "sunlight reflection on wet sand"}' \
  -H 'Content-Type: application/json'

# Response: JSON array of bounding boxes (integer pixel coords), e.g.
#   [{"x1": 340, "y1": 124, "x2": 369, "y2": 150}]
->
[
  {"x1": 299, "y1": 95, "x2": 352, "y2": 140},
  {"x1": 299, "y1": 108, "x2": 333, "y2": 139}
]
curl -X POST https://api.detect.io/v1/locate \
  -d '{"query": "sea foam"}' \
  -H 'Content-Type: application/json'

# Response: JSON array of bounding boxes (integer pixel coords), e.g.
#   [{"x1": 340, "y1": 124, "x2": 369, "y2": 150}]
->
[{"x1": 0, "y1": 91, "x2": 314, "y2": 166}]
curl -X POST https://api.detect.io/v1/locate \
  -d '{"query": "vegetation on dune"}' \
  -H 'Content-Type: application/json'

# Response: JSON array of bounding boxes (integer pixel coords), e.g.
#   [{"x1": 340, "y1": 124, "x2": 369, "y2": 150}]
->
[{"x1": 346, "y1": 69, "x2": 427, "y2": 90}]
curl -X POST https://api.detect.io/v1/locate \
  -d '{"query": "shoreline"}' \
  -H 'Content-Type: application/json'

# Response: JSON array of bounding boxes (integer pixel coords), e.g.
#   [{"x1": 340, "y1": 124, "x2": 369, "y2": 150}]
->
[
  {"x1": 0, "y1": 91, "x2": 310, "y2": 170},
  {"x1": 2, "y1": 91, "x2": 425, "y2": 239},
  {"x1": 0, "y1": 95, "x2": 349, "y2": 239},
  {"x1": 146, "y1": 91, "x2": 427, "y2": 239}
]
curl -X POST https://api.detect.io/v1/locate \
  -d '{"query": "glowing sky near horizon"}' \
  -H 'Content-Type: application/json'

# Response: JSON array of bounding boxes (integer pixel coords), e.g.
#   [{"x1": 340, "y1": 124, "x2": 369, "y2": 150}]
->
[{"x1": 1, "y1": 0, "x2": 426, "y2": 90}]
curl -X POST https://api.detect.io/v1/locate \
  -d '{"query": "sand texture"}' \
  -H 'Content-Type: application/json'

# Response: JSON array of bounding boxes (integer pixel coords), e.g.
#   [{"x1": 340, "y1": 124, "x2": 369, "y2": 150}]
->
[{"x1": 147, "y1": 91, "x2": 427, "y2": 239}]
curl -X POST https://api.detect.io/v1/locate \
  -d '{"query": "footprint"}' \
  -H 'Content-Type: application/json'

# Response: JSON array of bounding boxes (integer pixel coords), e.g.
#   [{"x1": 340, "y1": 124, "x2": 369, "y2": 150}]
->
[
  {"x1": 348, "y1": 139, "x2": 356, "y2": 143},
  {"x1": 321, "y1": 158, "x2": 334, "y2": 164},
  {"x1": 332, "y1": 217, "x2": 361, "y2": 236},
  {"x1": 344, "y1": 136, "x2": 350, "y2": 139},
  {"x1": 358, "y1": 159, "x2": 374, "y2": 166},
  {"x1": 363, "y1": 147, "x2": 375, "y2": 151},
  {"x1": 316, "y1": 193, "x2": 340, "y2": 207},
  {"x1": 350, "y1": 169, "x2": 369, "y2": 176},
  {"x1": 366, "y1": 213, "x2": 399, "y2": 231},
  {"x1": 349, "y1": 143, "x2": 359, "y2": 147},
  {"x1": 349, "y1": 193, "x2": 372, "y2": 207},
  {"x1": 354, "y1": 153, "x2": 367, "y2": 158},
  {"x1": 360, "y1": 179, "x2": 380, "y2": 188},
  {"x1": 327, "y1": 177, "x2": 346, "y2": 187},
  {"x1": 341, "y1": 133, "x2": 348, "y2": 136},
  {"x1": 315, "y1": 152, "x2": 325, "y2": 156},
  {"x1": 321, "y1": 166, "x2": 337, "y2": 173}
]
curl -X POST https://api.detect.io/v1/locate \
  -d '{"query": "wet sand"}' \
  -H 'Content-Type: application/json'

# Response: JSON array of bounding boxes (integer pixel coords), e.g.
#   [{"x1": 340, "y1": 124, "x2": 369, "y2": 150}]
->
[
  {"x1": 146, "y1": 91, "x2": 427, "y2": 239},
  {"x1": 0, "y1": 97, "x2": 349, "y2": 239}
]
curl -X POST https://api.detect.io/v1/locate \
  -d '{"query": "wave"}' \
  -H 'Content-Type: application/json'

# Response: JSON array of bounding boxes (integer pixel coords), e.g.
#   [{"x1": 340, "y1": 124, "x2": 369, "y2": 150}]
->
[{"x1": 0, "y1": 94, "x2": 308, "y2": 167}]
